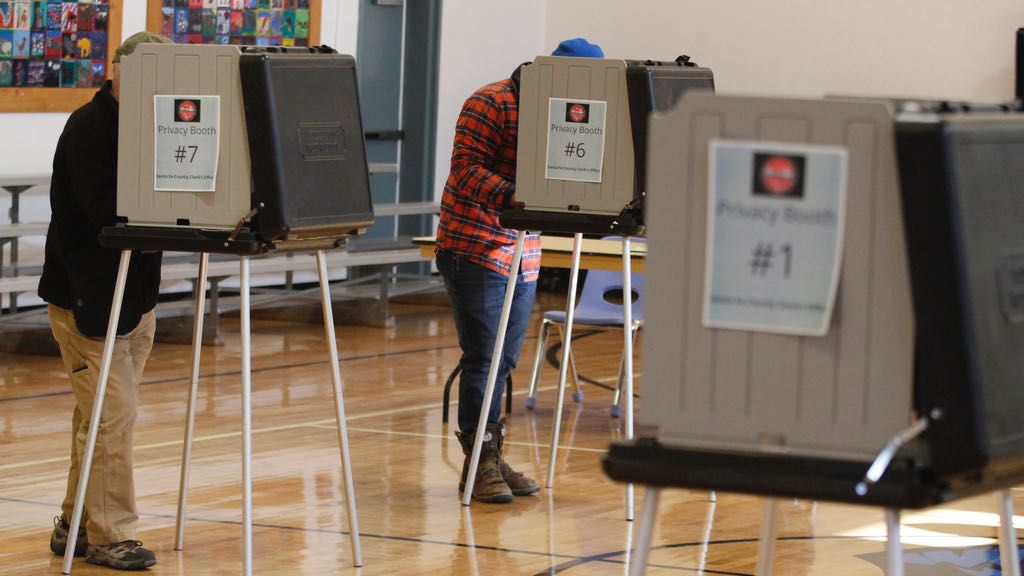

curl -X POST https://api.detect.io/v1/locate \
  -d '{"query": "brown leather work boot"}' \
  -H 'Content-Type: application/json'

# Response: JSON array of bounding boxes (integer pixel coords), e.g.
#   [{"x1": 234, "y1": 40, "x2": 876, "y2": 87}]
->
[
  {"x1": 496, "y1": 418, "x2": 540, "y2": 496},
  {"x1": 456, "y1": 424, "x2": 513, "y2": 503}
]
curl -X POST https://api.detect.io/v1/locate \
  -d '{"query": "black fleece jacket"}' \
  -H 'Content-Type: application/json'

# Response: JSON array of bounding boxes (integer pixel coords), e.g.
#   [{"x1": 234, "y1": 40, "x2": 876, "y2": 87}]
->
[{"x1": 38, "y1": 81, "x2": 161, "y2": 337}]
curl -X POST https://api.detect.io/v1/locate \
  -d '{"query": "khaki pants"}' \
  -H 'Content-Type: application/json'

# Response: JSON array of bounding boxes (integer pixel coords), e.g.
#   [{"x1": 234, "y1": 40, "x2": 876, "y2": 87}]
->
[{"x1": 48, "y1": 304, "x2": 156, "y2": 546}]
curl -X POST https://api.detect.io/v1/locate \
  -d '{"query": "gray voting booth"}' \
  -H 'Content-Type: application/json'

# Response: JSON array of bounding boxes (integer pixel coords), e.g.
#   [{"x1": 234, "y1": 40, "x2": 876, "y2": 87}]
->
[
  {"x1": 603, "y1": 92, "x2": 1024, "y2": 574},
  {"x1": 62, "y1": 44, "x2": 366, "y2": 576},
  {"x1": 106, "y1": 43, "x2": 373, "y2": 254},
  {"x1": 643, "y1": 95, "x2": 915, "y2": 464},
  {"x1": 502, "y1": 55, "x2": 713, "y2": 235},
  {"x1": 461, "y1": 53, "x2": 714, "y2": 507}
]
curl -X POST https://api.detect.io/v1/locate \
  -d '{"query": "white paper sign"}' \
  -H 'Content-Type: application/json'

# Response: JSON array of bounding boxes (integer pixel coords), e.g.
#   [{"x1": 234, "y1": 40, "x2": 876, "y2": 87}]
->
[
  {"x1": 153, "y1": 95, "x2": 220, "y2": 192},
  {"x1": 544, "y1": 97, "x2": 606, "y2": 183},
  {"x1": 703, "y1": 139, "x2": 848, "y2": 336}
]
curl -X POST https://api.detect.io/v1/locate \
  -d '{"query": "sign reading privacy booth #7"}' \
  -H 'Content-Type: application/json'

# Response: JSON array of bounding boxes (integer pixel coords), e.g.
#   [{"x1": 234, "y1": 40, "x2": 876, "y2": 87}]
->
[
  {"x1": 545, "y1": 98, "x2": 607, "y2": 183},
  {"x1": 153, "y1": 95, "x2": 221, "y2": 192},
  {"x1": 703, "y1": 139, "x2": 848, "y2": 336}
]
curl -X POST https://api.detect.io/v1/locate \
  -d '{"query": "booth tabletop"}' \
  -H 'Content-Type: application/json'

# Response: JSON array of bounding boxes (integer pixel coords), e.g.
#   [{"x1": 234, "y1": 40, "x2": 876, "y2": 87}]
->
[{"x1": 411, "y1": 235, "x2": 645, "y2": 272}]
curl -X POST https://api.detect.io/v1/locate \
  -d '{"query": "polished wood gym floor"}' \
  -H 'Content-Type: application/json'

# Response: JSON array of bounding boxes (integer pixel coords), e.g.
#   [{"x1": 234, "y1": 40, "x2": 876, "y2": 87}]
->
[{"x1": 0, "y1": 290, "x2": 1020, "y2": 575}]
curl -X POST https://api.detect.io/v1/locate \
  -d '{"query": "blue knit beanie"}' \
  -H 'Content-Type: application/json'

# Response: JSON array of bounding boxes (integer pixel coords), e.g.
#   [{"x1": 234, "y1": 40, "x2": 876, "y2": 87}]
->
[{"x1": 551, "y1": 38, "x2": 604, "y2": 58}]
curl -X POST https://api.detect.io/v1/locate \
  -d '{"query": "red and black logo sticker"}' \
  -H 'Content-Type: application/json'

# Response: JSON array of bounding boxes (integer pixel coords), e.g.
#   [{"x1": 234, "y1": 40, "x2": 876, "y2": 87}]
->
[
  {"x1": 564, "y1": 102, "x2": 589, "y2": 124},
  {"x1": 753, "y1": 153, "x2": 804, "y2": 199},
  {"x1": 174, "y1": 99, "x2": 200, "y2": 123}
]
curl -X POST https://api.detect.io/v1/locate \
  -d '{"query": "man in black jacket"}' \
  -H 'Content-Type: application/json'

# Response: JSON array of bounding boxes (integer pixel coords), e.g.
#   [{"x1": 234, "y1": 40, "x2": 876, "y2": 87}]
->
[{"x1": 39, "y1": 31, "x2": 170, "y2": 571}]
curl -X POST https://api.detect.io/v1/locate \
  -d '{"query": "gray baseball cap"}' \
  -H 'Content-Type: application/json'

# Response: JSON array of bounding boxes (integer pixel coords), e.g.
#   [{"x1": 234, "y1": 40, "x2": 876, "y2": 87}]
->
[{"x1": 113, "y1": 31, "x2": 172, "y2": 64}]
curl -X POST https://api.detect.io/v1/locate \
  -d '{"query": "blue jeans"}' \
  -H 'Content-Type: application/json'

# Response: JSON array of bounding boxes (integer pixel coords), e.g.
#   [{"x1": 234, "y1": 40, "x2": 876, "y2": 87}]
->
[{"x1": 436, "y1": 250, "x2": 537, "y2": 435}]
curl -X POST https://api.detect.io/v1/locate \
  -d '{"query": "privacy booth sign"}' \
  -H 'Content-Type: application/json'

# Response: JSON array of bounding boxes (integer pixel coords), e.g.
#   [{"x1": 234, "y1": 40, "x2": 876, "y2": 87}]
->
[
  {"x1": 703, "y1": 140, "x2": 848, "y2": 336},
  {"x1": 153, "y1": 94, "x2": 221, "y2": 192},
  {"x1": 545, "y1": 98, "x2": 607, "y2": 183}
]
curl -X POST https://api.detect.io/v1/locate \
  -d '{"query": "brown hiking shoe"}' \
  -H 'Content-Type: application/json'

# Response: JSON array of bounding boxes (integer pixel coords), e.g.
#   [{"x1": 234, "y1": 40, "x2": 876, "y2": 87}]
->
[
  {"x1": 498, "y1": 460, "x2": 540, "y2": 496},
  {"x1": 50, "y1": 515, "x2": 88, "y2": 557},
  {"x1": 86, "y1": 540, "x2": 157, "y2": 570},
  {"x1": 496, "y1": 419, "x2": 540, "y2": 496},
  {"x1": 456, "y1": 424, "x2": 513, "y2": 503}
]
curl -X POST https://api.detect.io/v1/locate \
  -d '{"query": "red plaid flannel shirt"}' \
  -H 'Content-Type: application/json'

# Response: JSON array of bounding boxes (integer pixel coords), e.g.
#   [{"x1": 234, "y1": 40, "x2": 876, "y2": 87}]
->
[{"x1": 436, "y1": 78, "x2": 541, "y2": 281}]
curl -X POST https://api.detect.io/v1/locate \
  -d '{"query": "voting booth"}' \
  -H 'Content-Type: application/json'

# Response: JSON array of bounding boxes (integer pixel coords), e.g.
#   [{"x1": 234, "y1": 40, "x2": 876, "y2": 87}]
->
[
  {"x1": 63, "y1": 44, "x2": 366, "y2": 576},
  {"x1": 601, "y1": 93, "x2": 1024, "y2": 574},
  {"x1": 895, "y1": 101, "x2": 1024, "y2": 489},
  {"x1": 606, "y1": 93, "x2": 922, "y2": 502},
  {"x1": 460, "y1": 54, "x2": 714, "y2": 507},
  {"x1": 105, "y1": 43, "x2": 373, "y2": 254},
  {"x1": 502, "y1": 55, "x2": 713, "y2": 235},
  {"x1": 603, "y1": 93, "x2": 1024, "y2": 506}
]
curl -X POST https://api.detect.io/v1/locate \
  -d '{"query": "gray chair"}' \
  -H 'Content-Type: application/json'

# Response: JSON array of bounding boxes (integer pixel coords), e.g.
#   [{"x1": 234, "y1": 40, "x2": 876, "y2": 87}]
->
[{"x1": 525, "y1": 256, "x2": 645, "y2": 417}]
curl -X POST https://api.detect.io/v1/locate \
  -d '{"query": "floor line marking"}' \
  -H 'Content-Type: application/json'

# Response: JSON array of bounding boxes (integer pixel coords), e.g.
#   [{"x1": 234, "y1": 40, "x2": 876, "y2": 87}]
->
[
  {"x1": 312, "y1": 425, "x2": 609, "y2": 454},
  {"x1": 0, "y1": 383, "x2": 620, "y2": 471}
]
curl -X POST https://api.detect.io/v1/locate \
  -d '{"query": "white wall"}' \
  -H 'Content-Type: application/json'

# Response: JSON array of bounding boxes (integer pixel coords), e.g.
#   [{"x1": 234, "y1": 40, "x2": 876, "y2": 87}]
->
[
  {"x1": 546, "y1": 0, "x2": 1023, "y2": 101},
  {"x1": 432, "y1": 0, "x2": 548, "y2": 199},
  {"x1": 322, "y1": 0, "x2": 359, "y2": 58},
  {"x1": 7, "y1": 1, "x2": 1021, "y2": 212}
]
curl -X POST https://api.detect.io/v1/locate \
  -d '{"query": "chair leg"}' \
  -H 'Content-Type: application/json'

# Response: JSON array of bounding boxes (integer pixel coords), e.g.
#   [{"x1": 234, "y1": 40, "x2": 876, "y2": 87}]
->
[
  {"x1": 505, "y1": 374, "x2": 513, "y2": 415},
  {"x1": 611, "y1": 326, "x2": 639, "y2": 418},
  {"x1": 568, "y1": 344, "x2": 583, "y2": 403},
  {"x1": 442, "y1": 365, "x2": 460, "y2": 424},
  {"x1": 554, "y1": 324, "x2": 584, "y2": 403},
  {"x1": 610, "y1": 351, "x2": 625, "y2": 418},
  {"x1": 526, "y1": 320, "x2": 550, "y2": 410}
]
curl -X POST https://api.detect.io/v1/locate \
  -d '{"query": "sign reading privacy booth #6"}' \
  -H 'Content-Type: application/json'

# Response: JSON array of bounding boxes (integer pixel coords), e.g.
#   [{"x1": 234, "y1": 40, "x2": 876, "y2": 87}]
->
[
  {"x1": 703, "y1": 139, "x2": 848, "y2": 336},
  {"x1": 545, "y1": 98, "x2": 607, "y2": 183},
  {"x1": 153, "y1": 95, "x2": 221, "y2": 192}
]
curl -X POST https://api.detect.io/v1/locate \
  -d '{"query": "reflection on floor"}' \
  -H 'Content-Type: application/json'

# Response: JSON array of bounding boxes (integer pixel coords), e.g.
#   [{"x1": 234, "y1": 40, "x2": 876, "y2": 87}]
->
[{"x1": 0, "y1": 292, "x2": 1021, "y2": 575}]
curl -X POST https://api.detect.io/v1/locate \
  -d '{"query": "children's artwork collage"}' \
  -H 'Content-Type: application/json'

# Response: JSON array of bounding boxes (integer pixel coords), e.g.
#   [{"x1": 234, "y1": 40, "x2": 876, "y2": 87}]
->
[
  {"x1": 0, "y1": 1, "x2": 109, "y2": 88},
  {"x1": 159, "y1": 0, "x2": 311, "y2": 48}
]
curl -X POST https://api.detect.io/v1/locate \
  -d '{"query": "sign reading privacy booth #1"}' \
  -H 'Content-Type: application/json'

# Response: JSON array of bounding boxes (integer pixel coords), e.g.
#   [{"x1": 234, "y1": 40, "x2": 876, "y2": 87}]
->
[
  {"x1": 545, "y1": 98, "x2": 607, "y2": 183},
  {"x1": 153, "y1": 95, "x2": 221, "y2": 192},
  {"x1": 703, "y1": 139, "x2": 848, "y2": 336}
]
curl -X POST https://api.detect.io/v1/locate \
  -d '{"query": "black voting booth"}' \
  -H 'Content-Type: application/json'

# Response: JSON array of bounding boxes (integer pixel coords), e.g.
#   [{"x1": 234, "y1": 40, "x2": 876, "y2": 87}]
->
[
  {"x1": 62, "y1": 44, "x2": 367, "y2": 576},
  {"x1": 602, "y1": 99, "x2": 1024, "y2": 511},
  {"x1": 896, "y1": 101, "x2": 1024, "y2": 492}
]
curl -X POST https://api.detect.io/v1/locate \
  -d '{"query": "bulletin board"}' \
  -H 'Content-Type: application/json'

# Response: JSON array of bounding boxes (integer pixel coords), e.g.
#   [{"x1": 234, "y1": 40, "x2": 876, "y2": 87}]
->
[
  {"x1": 0, "y1": 0, "x2": 123, "y2": 112},
  {"x1": 146, "y1": 0, "x2": 320, "y2": 49}
]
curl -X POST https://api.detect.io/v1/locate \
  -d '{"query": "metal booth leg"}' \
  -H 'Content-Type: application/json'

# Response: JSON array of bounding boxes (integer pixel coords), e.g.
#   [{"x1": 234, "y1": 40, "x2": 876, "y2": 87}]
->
[
  {"x1": 698, "y1": 492, "x2": 717, "y2": 574},
  {"x1": 755, "y1": 498, "x2": 779, "y2": 576},
  {"x1": 545, "y1": 232, "x2": 583, "y2": 489},
  {"x1": 175, "y1": 252, "x2": 209, "y2": 550},
  {"x1": 316, "y1": 250, "x2": 363, "y2": 566},
  {"x1": 462, "y1": 230, "x2": 527, "y2": 506},
  {"x1": 239, "y1": 256, "x2": 254, "y2": 576},
  {"x1": 623, "y1": 516, "x2": 634, "y2": 576},
  {"x1": 462, "y1": 505, "x2": 480, "y2": 576},
  {"x1": 621, "y1": 236, "x2": 635, "y2": 520},
  {"x1": 629, "y1": 487, "x2": 661, "y2": 576},
  {"x1": 886, "y1": 508, "x2": 904, "y2": 576},
  {"x1": 62, "y1": 250, "x2": 132, "y2": 575},
  {"x1": 999, "y1": 489, "x2": 1021, "y2": 576}
]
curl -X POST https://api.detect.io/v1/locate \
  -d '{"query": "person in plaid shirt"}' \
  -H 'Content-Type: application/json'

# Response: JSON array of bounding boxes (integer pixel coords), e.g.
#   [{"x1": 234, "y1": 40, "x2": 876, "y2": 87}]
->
[{"x1": 436, "y1": 38, "x2": 604, "y2": 503}]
